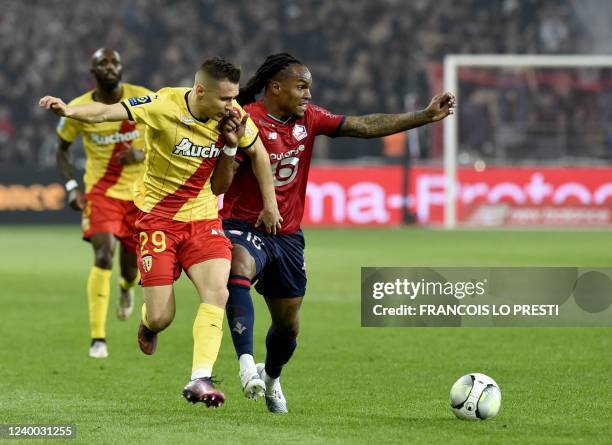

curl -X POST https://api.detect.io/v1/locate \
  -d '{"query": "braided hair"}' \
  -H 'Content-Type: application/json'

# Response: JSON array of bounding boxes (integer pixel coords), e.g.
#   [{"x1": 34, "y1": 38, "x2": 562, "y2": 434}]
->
[{"x1": 236, "y1": 53, "x2": 303, "y2": 106}]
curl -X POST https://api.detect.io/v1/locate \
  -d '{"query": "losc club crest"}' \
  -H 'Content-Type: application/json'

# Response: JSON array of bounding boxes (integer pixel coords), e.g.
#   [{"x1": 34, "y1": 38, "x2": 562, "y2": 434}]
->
[
  {"x1": 142, "y1": 255, "x2": 153, "y2": 273},
  {"x1": 292, "y1": 124, "x2": 307, "y2": 141}
]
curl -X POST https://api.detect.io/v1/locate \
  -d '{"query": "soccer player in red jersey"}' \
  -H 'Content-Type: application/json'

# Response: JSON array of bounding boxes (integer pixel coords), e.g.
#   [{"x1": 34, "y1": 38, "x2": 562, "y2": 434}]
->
[
  {"x1": 55, "y1": 48, "x2": 151, "y2": 359},
  {"x1": 40, "y1": 57, "x2": 281, "y2": 407},
  {"x1": 220, "y1": 53, "x2": 455, "y2": 412}
]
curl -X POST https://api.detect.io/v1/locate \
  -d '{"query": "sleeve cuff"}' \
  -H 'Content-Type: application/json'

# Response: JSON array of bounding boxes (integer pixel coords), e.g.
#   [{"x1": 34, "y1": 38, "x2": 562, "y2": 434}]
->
[
  {"x1": 238, "y1": 131, "x2": 259, "y2": 149},
  {"x1": 121, "y1": 102, "x2": 134, "y2": 121},
  {"x1": 56, "y1": 133, "x2": 75, "y2": 144},
  {"x1": 330, "y1": 116, "x2": 347, "y2": 138}
]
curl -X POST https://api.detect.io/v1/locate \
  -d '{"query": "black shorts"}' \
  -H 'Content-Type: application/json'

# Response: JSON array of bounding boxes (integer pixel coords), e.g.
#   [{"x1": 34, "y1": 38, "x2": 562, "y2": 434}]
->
[{"x1": 223, "y1": 218, "x2": 306, "y2": 298}]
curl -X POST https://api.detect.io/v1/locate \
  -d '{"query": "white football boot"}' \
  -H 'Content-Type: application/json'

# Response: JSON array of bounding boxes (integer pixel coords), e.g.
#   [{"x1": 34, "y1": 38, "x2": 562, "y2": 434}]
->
[
  {"x1": 117, "y1": 285, "x2": 134, "y2": 320},
  {"x1": 88, "y1": 340, "x2": 108, "y2": 359},
  {"x1": 239, "y1": 360, "x2": 266, "y2": 400},
  {"x1": 256, "y1": 363, "x2": 288, "y2": 413}
]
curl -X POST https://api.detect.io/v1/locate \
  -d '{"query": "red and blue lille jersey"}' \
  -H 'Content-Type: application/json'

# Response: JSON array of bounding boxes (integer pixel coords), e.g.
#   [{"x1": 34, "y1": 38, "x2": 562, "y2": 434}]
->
[{"x1": 220, "y1": 101, "x2": 345, "y2": 234}]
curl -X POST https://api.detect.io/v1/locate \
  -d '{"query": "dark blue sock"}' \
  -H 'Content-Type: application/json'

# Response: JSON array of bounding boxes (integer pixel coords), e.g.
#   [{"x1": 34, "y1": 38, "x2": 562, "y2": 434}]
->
[
  {"x1": 265, "y1": 327, "x2": 297, "y2": 379},
  {"x1": 226, "y1": 275, "x2": 255, "y2": 358}
]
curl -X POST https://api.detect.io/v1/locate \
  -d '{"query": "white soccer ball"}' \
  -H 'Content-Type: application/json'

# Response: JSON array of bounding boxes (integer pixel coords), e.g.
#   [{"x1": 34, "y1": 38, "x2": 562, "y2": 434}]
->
[{"x1": 450, "y1": 373, "x2": 501, "y2": 420}]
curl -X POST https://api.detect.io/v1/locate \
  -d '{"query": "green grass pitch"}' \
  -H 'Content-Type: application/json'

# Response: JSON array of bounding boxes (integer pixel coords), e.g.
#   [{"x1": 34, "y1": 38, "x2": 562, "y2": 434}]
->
[{"x1": 1, "y1": 226, "x2": 611, "y2": 444}]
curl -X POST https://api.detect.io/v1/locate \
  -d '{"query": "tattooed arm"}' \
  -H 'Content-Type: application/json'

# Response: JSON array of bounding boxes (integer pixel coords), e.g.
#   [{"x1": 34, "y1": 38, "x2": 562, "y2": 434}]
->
[{"x1": 336, "y1": 92, "x2": 456, "y2": 138}]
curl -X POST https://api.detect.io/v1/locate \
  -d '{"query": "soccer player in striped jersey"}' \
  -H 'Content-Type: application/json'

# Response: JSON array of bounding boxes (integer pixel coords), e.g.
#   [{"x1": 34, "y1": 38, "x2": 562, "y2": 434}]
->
[
  {"x1": 40, "y1": 57, "x2": 281, "y2": 407},
  {"x1": 220, "y1": 53, "x2": 455, "y2": 412},
  {"x1": 55, "y1": 48, "x2": 151, "y2": 359}
]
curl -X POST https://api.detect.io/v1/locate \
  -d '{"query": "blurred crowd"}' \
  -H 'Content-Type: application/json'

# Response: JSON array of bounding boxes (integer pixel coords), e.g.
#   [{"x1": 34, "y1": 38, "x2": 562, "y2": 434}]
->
[
  {"x1": 1, "y1": 0, "x2": 608, "y2": 166},
  {"x1": 458, "y1": 65, "x2": 612, "y2": 164}
]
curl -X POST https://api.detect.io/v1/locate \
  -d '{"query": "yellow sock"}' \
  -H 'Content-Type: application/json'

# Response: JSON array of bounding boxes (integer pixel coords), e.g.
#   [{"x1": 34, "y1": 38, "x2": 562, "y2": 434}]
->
[
  {"x1": 141, "y1": 303, "x2": 152, "y2": 330},
  {"x1": 120, "y1": 274, "x2": 139, "y2": 291},
  {"x1": 191, "y1": 303, "x2": 225, "y2": 378},
  {"x1": 87, "y1": 266, "x2": 112, "y2": 339}
]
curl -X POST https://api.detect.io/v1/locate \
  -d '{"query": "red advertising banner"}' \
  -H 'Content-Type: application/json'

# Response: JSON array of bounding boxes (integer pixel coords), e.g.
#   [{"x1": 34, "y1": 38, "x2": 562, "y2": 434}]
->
[
  {"x1": 303, "y1": 166, "x2": 612, "y2": 227},
  {"x1": 2, "y1": 166, "x2": 610, "y2": 226}
]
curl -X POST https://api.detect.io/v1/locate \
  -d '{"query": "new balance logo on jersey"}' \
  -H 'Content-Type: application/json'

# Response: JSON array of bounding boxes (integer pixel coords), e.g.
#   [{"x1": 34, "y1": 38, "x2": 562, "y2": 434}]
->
[
  {"x1": 173, "y1": 138, "x2": 221, "y2": 158},
  {"x1": 180, "y1": 115, "x2": 195, "y2": 125},
  {"x1": 90, "y1": 130, "x2": 140, "y2": 145}
]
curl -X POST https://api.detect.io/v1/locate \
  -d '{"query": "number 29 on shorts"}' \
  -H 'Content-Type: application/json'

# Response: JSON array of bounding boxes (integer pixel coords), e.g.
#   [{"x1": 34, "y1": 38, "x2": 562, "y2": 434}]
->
[{"x1": 139, "y1": 230, "x2": 167, "y2": 255}]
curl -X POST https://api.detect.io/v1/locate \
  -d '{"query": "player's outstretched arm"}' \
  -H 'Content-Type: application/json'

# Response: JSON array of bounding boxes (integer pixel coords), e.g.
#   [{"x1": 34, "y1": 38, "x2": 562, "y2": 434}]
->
[
  {"x1": 39, "y1": 96, "x2": 128, "y2": 123},
  {"x1": 336, "y1": 92, "x2": 456, "y2": 138},
  {"x1": 244, "y1": 137, "x2": 282, "y2": 235}
]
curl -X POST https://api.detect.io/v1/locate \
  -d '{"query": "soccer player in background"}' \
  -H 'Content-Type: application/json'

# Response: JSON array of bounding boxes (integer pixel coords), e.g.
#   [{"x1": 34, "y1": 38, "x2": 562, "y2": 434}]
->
[
  {"x1": 221, "y1": 53, "x2": 456, "y2": 412},
  {"x1": 55, "y1": 48, "x2": 151, "y2": 359},
  {"x1": 40, "y1": 57, "x2": 281, "y2": 407}
]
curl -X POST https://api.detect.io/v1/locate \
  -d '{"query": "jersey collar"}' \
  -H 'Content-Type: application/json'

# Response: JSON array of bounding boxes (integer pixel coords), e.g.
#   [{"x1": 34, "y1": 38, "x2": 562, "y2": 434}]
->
[
  {"x1": 184, "y1": 91, "x2": 210, "y2": 123},
  {"x1": 259, "y1": 101, "x2": 296, "y2": 125},
  {"x1": 266, "y1": 113, "x2": 294, "y2": 125},
  {"x1": 91, "y1": 84, "x2": 124, "y2": 104}
]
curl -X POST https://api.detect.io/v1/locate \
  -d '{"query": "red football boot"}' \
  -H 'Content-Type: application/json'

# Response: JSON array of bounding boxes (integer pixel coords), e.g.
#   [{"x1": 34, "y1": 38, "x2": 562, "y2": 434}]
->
[
  {"x1": 182, "y1": 377, "x2": 225, "y2": 408},
  {"x1": 137, "y1": 321, "x2": 158, "y2": 355}
]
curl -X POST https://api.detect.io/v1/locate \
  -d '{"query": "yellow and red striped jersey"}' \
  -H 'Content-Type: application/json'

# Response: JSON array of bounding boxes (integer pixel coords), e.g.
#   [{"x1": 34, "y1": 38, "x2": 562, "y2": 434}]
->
[
  {"x1": 56, "y1": 83, "x2": 151, "y2": 201},
  {"x1": 122, "y1": 87, "x2": 258, "y2": 222}
]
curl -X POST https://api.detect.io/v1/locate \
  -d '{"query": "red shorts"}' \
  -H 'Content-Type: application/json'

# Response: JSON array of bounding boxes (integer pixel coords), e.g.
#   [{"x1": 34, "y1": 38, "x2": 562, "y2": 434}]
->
[
  {"x1": 135, "y1": 211, "x2": 232, "y2": 287},
  {"x1": 82, "y1": 193, "x2": 139, "y2": 252}
]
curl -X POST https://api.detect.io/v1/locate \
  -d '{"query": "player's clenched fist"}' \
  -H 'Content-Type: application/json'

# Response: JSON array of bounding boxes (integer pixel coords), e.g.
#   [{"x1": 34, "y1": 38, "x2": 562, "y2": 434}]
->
[
  {"x1": 39, "y1": 96, "x2": 69, "y2": 117},
  {"x1": 67, "y1": 188, "x2": 85, "y2": 211},
  {"x1": 220, "y1": 111, "x2": 249, "y2": 148}
]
